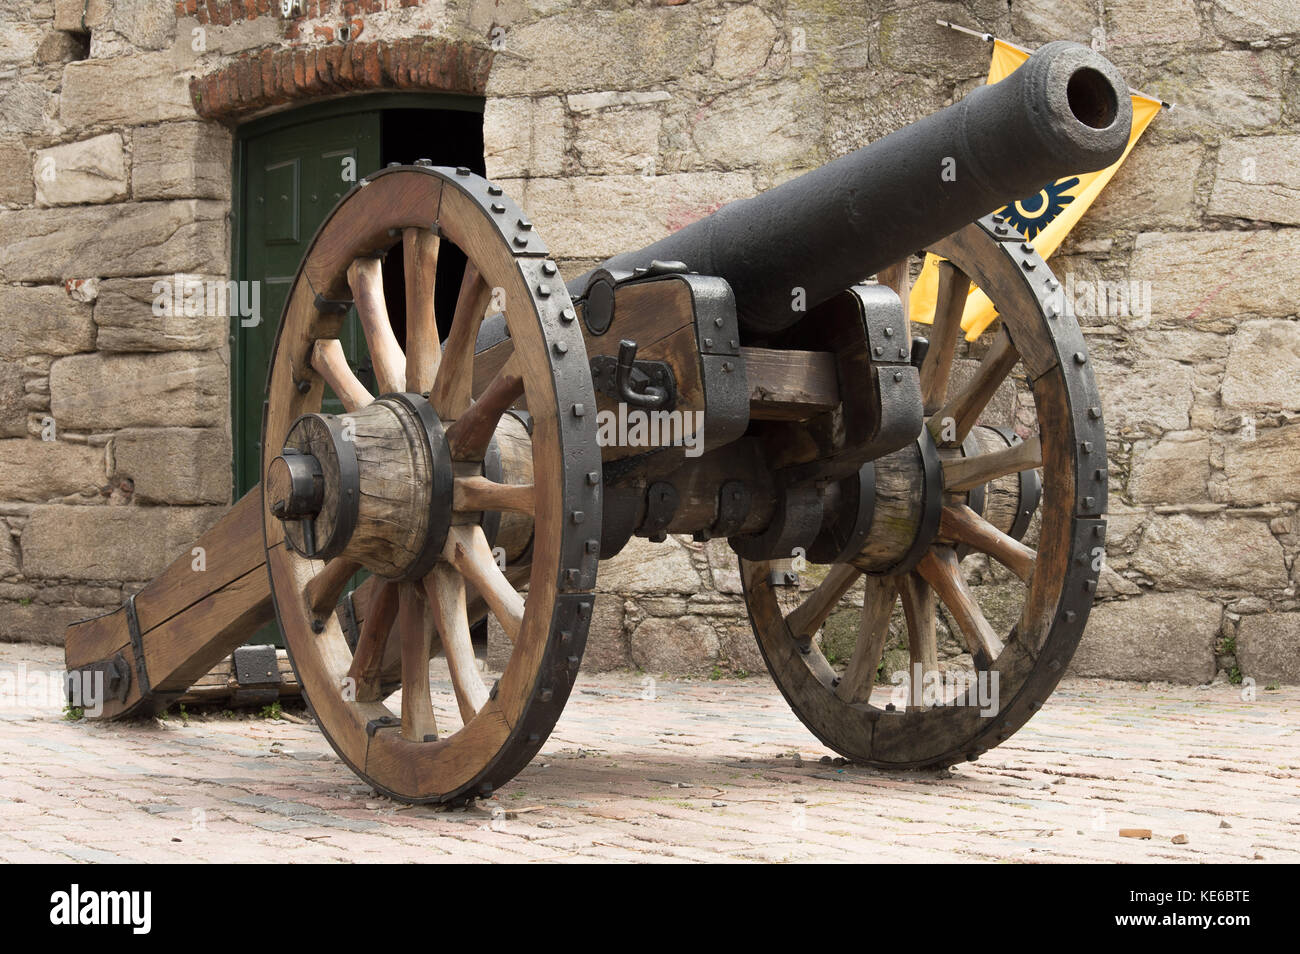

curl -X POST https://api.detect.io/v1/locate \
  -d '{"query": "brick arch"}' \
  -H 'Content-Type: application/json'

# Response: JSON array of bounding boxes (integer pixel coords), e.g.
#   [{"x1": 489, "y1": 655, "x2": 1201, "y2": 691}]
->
[{"x1": 189, "y1": 37, "x2": 493, "y2": 123}]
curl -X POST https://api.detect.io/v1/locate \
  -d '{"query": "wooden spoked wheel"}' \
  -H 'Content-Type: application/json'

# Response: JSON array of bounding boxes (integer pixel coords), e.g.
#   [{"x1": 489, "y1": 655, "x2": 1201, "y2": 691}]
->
[
  {"x1": 261, "y1": 166, "x2": 601, "y2": 803},
  {"x1": 740, "y1": 215, "x2": 1107, "y2": 768}
]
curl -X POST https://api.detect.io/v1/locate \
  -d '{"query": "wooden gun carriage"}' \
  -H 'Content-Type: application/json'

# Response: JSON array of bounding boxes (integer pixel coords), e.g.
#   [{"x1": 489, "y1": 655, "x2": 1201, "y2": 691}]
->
[{"x1": 66, "y1": 42, "x2": 1131, "y2": 804}]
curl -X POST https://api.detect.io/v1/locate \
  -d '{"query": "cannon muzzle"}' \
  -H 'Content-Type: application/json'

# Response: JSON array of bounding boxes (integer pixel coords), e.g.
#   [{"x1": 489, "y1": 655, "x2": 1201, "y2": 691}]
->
[{"x1": 576, "y1": 41, "x2": 1132, "y2": 335}]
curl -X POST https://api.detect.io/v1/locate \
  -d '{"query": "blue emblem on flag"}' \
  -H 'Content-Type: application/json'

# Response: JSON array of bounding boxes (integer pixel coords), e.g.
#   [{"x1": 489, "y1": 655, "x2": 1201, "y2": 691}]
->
[{"x1": 997, "y1": 176, "x2": 1080, "y2": 239}]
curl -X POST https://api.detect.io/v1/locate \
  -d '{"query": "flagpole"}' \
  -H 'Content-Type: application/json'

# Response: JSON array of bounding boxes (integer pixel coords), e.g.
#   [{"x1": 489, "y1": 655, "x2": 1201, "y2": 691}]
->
[{"x1": 933, "y1": 19, "x2": 1174, "y2": 109}]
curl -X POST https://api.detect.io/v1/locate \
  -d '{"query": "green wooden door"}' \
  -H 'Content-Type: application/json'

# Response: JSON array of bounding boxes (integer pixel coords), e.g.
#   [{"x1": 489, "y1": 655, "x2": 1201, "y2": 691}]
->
[{"x1": 233, "y1": 111, "x2": 381, "y2": 496}]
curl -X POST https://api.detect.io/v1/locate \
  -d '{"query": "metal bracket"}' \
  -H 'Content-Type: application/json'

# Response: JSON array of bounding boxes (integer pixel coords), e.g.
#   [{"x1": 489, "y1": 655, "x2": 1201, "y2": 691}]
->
[
  {"x1": 694, "y1": 480, "x2": 751, "y2": 542},
  {"x1": 67, "y1": 653, "x2": 131, "y2": 707},
  {"x1": 640, "y1": 482, "x2": 679, "y2": 543},
  {"x1": 590, "y1": 343, "x2": 676, "y2": 410},
  {"x1": 125, "y1": 593, "x2": 149, "y2": 698},
  {"x1": 231, "y1": 644, "x2": 281, "y2": 709}
]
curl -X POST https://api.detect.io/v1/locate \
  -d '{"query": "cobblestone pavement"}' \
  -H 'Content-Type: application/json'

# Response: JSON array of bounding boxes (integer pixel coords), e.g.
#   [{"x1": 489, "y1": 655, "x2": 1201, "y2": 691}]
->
[{"x1": 1, "y1": 643, "x2": 1296, "y2": 863}]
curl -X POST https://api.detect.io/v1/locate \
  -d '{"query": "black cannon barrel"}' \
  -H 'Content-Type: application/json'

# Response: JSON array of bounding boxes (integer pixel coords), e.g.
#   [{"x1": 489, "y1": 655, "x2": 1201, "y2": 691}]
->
[{"x1": 572, "y1": 41, "x2": 1132, "y2": 335}]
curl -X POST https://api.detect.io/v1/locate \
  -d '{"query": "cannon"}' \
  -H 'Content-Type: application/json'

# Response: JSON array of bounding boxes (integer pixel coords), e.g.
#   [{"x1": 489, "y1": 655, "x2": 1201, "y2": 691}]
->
[{"x1": 65, "y1": 42, "x2": 1131, "y2": 803}]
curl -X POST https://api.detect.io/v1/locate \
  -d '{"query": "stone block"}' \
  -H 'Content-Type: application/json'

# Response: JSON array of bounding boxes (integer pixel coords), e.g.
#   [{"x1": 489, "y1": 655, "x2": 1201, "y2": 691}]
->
[
  {"x1": 1220, "y1": 424, "x2": 1300, "y2": 506},
  {"x1": 1236, "y1": 612, "x2": 1300, "y2": 684},
  {"x1": 0, "y1": 142, "x2": 33, "y2": 205},
  {"x1": 1131, "y1": 230, "x2": 1300, "y2": 322},
  {"x1": 49, "y1": 351, "x2": 227, "y2": 430},
  {"x1": 132, "y1": 123, "x2": 231, "y2": 201},
  {"x1": 1210, "y1": 136, "x2": 1300, "y2": 227},
  {"x1": 1129, "y1": 433, "x2": 1210, "y2": 505},
  {"x1": 93, "y1": 276, "x2": 230, "y2": 352},
  {"x1": 482, "y1": 97, "x2": 565, "y2": 180},
  {"x1": 1131, "y1": 514, "x2": 1287, "y2": 590},
  {"x1": 34, "y1": 133, "x2": 127, "y2": 207},
  {"x1": 0, "y1": 285, "x2": 95, "y2": 359},
  {"x1": 0, "y1": 200, "x2": 227, "y2": 283},
  {"x1": 21, "y1": 504, "x2": 224, "y2": 582},
  {"x1": 1220, "y1": 320, "x2": 1300, "y2": 412},
  {"x1": 0, "y1": 360, "x2": 26, "y2": 437},
  {"x1": 712, "y1": 6, "x2": 778, "y2": 80},
  {"x1": 1095, "y1": 358, "x2": 1193, "y2": 435},
  {"x1": 629, "y1": 614, "x2": 718, "y2": 675},
  {"x1": 0, "y1": 601, "x2": 103, "y2": 645},
  {"x1": 573, "y1": 106, "x2": 662, "y2": 176},
  {"x1": 0, "y1": 439, "x2": 106, "y2": 501},
  {"x1": 598, "y1": 536, "x2": 701, "y2": 595},
  {"x1": 522, "y1": 173, "x2": 754, "y2": 261},
  {"x1": 1070, "y1": 592, "x2": 1219, "y2": 682},
  {"x1": 111, "y1": 427, "x2": 231, "y2": 505},
  {"x1": 61, "y1": 52, "x2": 194, "y2": 128}
]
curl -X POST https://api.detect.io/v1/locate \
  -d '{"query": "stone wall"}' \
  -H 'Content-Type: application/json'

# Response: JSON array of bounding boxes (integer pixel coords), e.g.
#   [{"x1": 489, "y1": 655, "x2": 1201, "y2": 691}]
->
[
  {"x1": 0, "y1": 0, "x2": 1297, "y2": 684},
  {"x1": 0, "y1": 0, "x2": 231, "y2": 642}
]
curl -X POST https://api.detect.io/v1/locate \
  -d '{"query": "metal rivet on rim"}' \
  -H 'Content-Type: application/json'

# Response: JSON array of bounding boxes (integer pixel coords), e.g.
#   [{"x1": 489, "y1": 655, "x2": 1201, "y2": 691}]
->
[
  {"x1": 1074, "y1": 352, "x2": 1087, "y2": 364},
  {"x1": 553, "y1": 341, "x2": 568, "y2": 354},
  {"x1": 537, "y1": 284, "x2": 552, "y2": 297},
  {"x1": 561, "y1": 307, "x2": 576, "y2": 322},
  {"x1": 542, "y1": 261, "x2": 558, "y2": 276},
  {"x1": 490, "y1": 202, "x2": 506, "y2": 214},
  {"x1": 517, "y1": 218, "x2": 532, "y2": 231},
  {"x1": 455, "y1": 166, "x2": 470, "y2": 175},
  {"x1": 487, "y1": 184, "x2": 503, "y2": 196}
]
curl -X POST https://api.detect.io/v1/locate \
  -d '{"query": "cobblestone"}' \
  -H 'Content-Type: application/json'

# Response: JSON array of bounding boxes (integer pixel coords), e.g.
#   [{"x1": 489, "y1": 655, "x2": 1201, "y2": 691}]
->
[{"x1": 1, "y1": 644, "x2": 1296, "y2": 863}]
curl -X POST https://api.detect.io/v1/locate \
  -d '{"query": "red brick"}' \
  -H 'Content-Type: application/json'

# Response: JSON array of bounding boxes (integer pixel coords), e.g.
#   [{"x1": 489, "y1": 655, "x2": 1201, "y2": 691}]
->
[{"x1": 189, "y1": 38, "x2": 495, "y2": 121}]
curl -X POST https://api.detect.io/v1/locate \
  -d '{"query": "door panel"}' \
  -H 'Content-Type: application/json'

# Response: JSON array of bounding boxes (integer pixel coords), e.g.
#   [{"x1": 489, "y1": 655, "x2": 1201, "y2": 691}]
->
[{"x1": 235, "y1": 112, "x2": 381, "y2": 497}]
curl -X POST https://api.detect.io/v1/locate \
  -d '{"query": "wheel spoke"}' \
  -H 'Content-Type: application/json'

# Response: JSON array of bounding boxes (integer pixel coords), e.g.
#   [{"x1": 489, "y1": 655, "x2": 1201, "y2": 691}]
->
[
  {"x1": 940, "y1": 504, "x2": 1036, "y2": 583},
  {"x1": 929, "y1": 327, "x2": 1018, "y2": 446},
  {"x1": 347, "y1": 256, "x2": 405, "y2": 395},
  {"x1": 305, "y1": 557, "x2": 361, "y2": 618},
  {"x1": 836, "y1": 576, "x2": 894, "y2": 704},
  {"x1": 896, "y1": 571, "x2": 937, "y2": 710},
  {"x1": 346, "y1": 579, "x2": 399, "y2": 702},
  {"x1": 785, "y1": 563, "x2": 861, "y2": 641},
  {"x1": 942, "y1": 435, "x2": 1041, "y2": 493},
  {"x1": 444, "y1": 525, "x2": 524, "y2": 642},
  {"x1": 424, "y1": 565, "x2": 489, "y2": 723},
  {"x1": 430, "y1": 262, "x2": 493, "y2": 419},
  {"x1": 444, "y1": 355, "x2": 524, "y2": 461},
  {"x1": 403, "y1": 227, "x2": 442, "y2": 394},
  {"x1": 311, "y1": 339, "x2": 373, "y2": 413},
  {"x1": 917, "y1": 546, "x2": 1004, "y2": 667},
  {"x1": 452, "y1": 475, "x2": 535, "y2": 516},
  {"x1": 397, "y1": 582, "x2": 438, "y2": 742},
  {"x1": 919, "y1": 260, "x2": 968, "y2": 414},
  {"x1": 876, "y1": 260, "x2": 911, "y2": 322}
]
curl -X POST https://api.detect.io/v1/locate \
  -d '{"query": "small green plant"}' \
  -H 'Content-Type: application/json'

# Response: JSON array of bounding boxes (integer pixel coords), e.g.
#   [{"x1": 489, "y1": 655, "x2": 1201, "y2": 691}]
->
[
  {"x1": 1228, "y1": 666, "x2": 1243, "y2": 685},
  {"x1": 18, "y1": 597, "x2": 31, "y2": 606},
  {"x1": 709, "y1": 666, "x2": 724, "y2": 681},
  {"x1": 258, "y1": 701, "x2": 283, "y2": 720},
  {"x1": 1266, "y1": 682, "x2": 1281, "y2": 691},
  {"x1": 1221, "y1": 635, "x2": 1237, "y2": 656},
  {"x1": 62, "y1": 704, "x2": 83, "y2": 721}
]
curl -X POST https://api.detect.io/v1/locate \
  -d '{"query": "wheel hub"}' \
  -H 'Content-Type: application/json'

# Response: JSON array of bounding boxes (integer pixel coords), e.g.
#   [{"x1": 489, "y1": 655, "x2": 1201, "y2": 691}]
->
[{"x1": 267, "y1": 392, "x2": 454, "y2": 580}]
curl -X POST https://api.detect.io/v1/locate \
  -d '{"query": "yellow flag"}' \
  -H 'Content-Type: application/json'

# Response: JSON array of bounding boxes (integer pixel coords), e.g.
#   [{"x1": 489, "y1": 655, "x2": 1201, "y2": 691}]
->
[{"x1": 910, "y1": 39, "x2": 1163, "y2": 340}]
